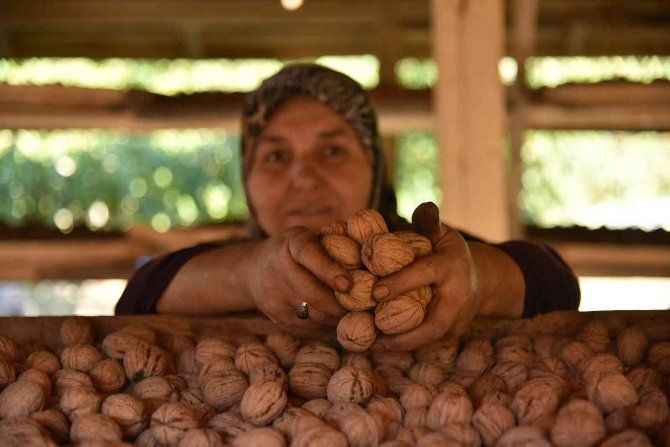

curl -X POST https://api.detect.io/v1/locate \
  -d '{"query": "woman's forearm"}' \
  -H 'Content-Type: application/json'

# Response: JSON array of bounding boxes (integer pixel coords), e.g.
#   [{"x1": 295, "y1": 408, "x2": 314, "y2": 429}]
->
[
  {"x1": 468, "y1": 242, "x2": 525, "y2": 318},
  {"x1": 156, "y1": 240, "x2": 261, "y2": 315}
]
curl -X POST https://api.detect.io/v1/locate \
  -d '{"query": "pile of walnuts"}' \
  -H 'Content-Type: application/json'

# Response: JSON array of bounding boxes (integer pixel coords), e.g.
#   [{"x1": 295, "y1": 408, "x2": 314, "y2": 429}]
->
[
  {"x1": 1, "y1": 313, "x2": 670, "y2": 446},
  {"x1": 320, "y1": 209, "x2": 434, "y2": 352}
]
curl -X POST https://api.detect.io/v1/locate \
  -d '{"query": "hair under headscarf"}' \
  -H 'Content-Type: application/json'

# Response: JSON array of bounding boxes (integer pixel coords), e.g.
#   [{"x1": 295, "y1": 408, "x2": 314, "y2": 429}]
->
[{"x1": 241, "y1": 63, "x2": 407, "y2": 236}]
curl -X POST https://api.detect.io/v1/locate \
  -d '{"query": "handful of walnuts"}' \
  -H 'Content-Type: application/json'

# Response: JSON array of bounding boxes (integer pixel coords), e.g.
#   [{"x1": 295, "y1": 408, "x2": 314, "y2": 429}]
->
[{"x1": 322, "y1": 209, "x2": 434, "y2": 352}]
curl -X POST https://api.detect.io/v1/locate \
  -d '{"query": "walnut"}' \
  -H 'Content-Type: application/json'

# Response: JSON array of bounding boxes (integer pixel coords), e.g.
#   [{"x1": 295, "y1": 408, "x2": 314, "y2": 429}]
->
[
  {"x1": 235, "y1": 342, "x2": 278, "y2": 375},
  {"x1": 248, "y1": 362, "x2": 287, "y2": 387},
  {"x1": 533, "y1": 334, "x2": 557, "y2": 360},
  {"x1": 302, "y1": 399, "x2": 332, "y2": 418},
  {"x1": 362, "y1": 233, "x2": 415, "y2": 277},
  {"x1": 334, "y1": 270, "x2": 377, "y2": 311},
  {"x1": 320, "y1": 220, "x2": 348, "y2": 236},
  {"x1": 415, "y1": 431, "x2": 455, "y2": 447},
  {"x1": 440, "y1": 423, "x2": 482, "y2": 447},
  {"x1": 393, "y1": 231, "x2": 432, "y2": 257},
  {"x1": 60, "y1": 317, "x2": 95, "y2": 347},
  {"x1": 325, "y1": 402, "x2": 382, "y2": 447},
  {"x1": 195, "y1": 337, "x2": 236, "y2": 367},
  {"x1": 0, "y1": 380, "x2": 45, "y2": 418},
  {"x1": 321, "y1": 234, "x2": 362, "y2": 269},
  {"x1": 0, "y1": 357, "x2": 16, "y2": 388},
  {"x1": 617, "y1": 326, "x2": 649, "y2": 367},
  {"x1": 550, "y1": 399, "x2": 606, "y2": 447},
  {"x1": 151, "y1": 402, "x2": 199, "y2": 446},
  {"x1": 288, "y1": 362, "x2": 331, "y2": 400},
  {"x1": 290, "y1": 424, "x2": 348, "y2": 447},
  {"x1": 490, "y1": 361, "x2": 527, "y2": 393},
  {"x1": 54, "y1": 369, "x2": 94, "y2": 395},
  {"x1": 70, "y1": 414, "x2": 123, "y2": 443},
  {"x1": 232, "y1": 427, "x2": 286, "y2": 447},
  {"x1": 590, "y1": 373, "x2": 638, "y2": 414},
  {"x1": 90, "y1": 358, "x2": 126, "y2": 393},
  {"x1": 239, "y1": 380, "x2": 287, "y2": 426},
  {"x1": 26, "y1": 351, "x2": 61, "y2": 375},
  {"x1": 448, "y1": 369, "x2": 480, "y2": 389},
  {"x1": 0, "y1": 417, "x2": 55, "y2": 446},
  {"x1": 374, "y1": 293, "x2": 425, "y2": 335},
  {"x1": 647, "y1": 341, "x2": 670, "y2": 374},
  {"x1": 599, "y1": 430, "x2": 653, "y2": 447},
  {"x1": 346, "y1": 209, "x2": 388, "y2": 244},
  {"x1": 469, "y1": 373, "x2": 507, "y2": 407},
  {"x1": 135, "y1": 429, "x2": 162, "y2": 447},
  {"x1": 366, "y1": 395, "x2": 403, "y2": 424},
  {"x1": 31, "y1": 408, "x2": 70, "y2": 444},
  {"x1": 18, "y1": 369, "x2": 52, "y2": 396},
  {"x1": 206, "y1": 411, "x2": 254, "y2": 439},
  {"x1": 59, "y1": 386, "x2": 102, "y2": 420},
  {"x1": 61, "y1": 344, "x2": 103, "y2": 372},
  {"x1": 605, "y1": 408, "x2": 629, "y2": 434},
  {"x1": 265, "y1": 333, "x2": 300, "y2": 369},
  {"x1": 414, "y1": 339, "x2": 458, "y2": 369},
  {"x1": 511, "y1": 377, "x2": 565, "y2": 426},
  {"x1": 337, "y1": 311, "x2": 376, "y2": 352},
  {"x1": 400, "y1": 383, "x2": 433, "y2": 410},
  {"x1": 326, "y1": 366, "x2": 375, "y2": 404},
  {"x1": 102, "y1": 331, "x2": 142, "y2": 360},
  {"x1": 165, "y1": 334, "x2": 196, "y2": 355},
  {"x1": 528, "y1": 357, "x2": 570, "y2": 382},
  {"x1": 626, "y1": 367, "x2": 665, "y2": 392},
  {"x1": 426, "y1": 384, "x2": 473, "y2": 429},
  {"x1": 629, "y1": 386, "x2": 668, "y2": 430},
  {"x1": 102, "y1": 393, "x2": 146, "y2": 439},
  {"x1": 578, "y1": 319, "x2": 610, "y2": 353},
  {"x1": 133, "y1": 377, "x2": 177, "y2": 402},
  {"x1": 406, "y1": 286, "x2": 432, "y2": 309},
  {"x1": 456, "y1": 338, "x2": 494, "y2": 375},
  {"x1": 495, "y1": 335, "x2": 533, "y2": 366},
  {"x1": 271, "y1": 406, "x2": 313, "y2": 437},
  {"x1": 0, "y1": 335, "x2": 19, "y2": 363},
  {"x1": 198, "y1": 357, "x2": 237, "y2": 381},
  {"x1": 496, "y1": 426, "x2": 552, "y2": 447},
  {"x1": 372, "y1": 351, "x2": 415, "y2": 372},
  {"x1": 403, "y1": 406, "x2": 428, "y2": 428},
  {"x1": 294, "y1": 343, "x2": 340, "y2": 372},
  {"x1": 480, "y1": 391, "x2": 512, "y2": 409},
  {"x1": 341, "y1": 352, "x2": 372, "y2": 371},
  {"x1": 408, "y1": 362, "x2": 446, "y2": 388},
  {"x1": 123, "y1": 343, "x2": 170, "y2": 381},
  {"x1": 581, "y1": 353, "x2": 623, "y2": 386},
  {"x1": 119, "y1": 325, "x2": 157, "y2": 345},
  {"x1": 472, "y1": 402, "x2": 515, "y2": 446},
  {"x1": 201, "y1": 369, "x2": 248, "y2": 411},
  {"x1": 558, "y1": 340, "x2": 594, "y2": 371},
  {"x1": 180, "y1": 388, "x2": 215, "y2": 425},
  {"x1": 178, "y1": 428, "x2": 224, "y2": 447}
]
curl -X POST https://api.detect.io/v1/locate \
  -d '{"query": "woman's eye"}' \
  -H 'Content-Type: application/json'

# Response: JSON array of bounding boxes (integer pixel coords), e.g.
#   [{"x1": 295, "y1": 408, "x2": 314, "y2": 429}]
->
[
  {"x1": 324, "y1": 145, "x2": 347, "y2": 159},
  {"x1": 264, "y1": 149, "x2": 289, "y2": 165}
]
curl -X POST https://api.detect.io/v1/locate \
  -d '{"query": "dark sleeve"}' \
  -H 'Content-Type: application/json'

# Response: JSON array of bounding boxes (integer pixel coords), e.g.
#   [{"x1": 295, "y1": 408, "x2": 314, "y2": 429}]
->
[
  {"x1": 115, "y1": 243, "x2": 223, "y2": 315},
  {"x1": 461, "y1": 232, "x2": 581, "y2": 318}
]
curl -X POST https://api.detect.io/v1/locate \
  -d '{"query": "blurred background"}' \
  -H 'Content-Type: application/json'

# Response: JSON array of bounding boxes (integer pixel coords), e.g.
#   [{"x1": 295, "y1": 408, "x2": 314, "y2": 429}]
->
[{"x1": 0, "y1": 0, "x2": 668, "y2": 315}]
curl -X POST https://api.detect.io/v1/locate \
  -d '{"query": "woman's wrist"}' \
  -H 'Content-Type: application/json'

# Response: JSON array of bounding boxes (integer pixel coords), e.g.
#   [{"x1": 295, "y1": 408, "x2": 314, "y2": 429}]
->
[{"x1": 467, "y1": 241, "x2": 525, "y2": 318}]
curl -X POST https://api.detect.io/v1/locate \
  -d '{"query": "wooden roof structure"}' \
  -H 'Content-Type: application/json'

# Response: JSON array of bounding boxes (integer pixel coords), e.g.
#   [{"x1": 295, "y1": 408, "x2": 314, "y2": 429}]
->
[
  {"x1": 1, "y1": 0, "x2": 669, "y2": 281},
  {"x1": 3, "y1": 0, "x2": 670, "y2": 61}
]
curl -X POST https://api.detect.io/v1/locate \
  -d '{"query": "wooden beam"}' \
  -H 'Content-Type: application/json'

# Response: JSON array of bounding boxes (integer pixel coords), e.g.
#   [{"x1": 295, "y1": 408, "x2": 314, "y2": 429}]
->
[
  {"x1": 432, "y1": 0, "x2": 510, "y2": 242},
  {"x1": 525, "y1": 104, "x2": 670, "y2": 131},
  {"x1": 532, "y1": 81, "x2": 670, "y2": 107}
]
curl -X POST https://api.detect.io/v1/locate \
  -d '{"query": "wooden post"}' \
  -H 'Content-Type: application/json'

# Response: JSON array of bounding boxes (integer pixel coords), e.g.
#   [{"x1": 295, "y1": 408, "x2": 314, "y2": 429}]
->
[{"x1": 431, "y1": 0, "x2": 510, "y2": 241}]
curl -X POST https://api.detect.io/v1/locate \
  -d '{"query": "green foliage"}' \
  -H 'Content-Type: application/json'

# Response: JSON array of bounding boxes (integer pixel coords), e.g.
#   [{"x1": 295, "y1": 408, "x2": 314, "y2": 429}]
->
[
  {"x1": 395, "y1": 131, "x2": 442, "y2": 219},
  {"x1": 0, "y1": 130, "x2": 247, "y2": 232}
]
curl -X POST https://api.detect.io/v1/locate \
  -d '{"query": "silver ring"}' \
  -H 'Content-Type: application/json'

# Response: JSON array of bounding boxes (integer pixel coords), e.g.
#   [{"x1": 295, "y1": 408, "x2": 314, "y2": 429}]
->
[{"x1": 295, "y1": 301, "x2": 310, "y2": 320}]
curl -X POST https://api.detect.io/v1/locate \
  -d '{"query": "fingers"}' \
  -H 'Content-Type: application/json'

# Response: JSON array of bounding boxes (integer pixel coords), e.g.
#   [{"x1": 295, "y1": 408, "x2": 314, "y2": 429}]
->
[
  {"x1": 373, "y1": 253, "x2": 445, "y2": 302},
  {"x1": 411, "y1": 202, "x2": 444, "y2": 244},
  {"x1": 287, "y1": 227, "x2": 352, "y2": 293},
  {"x1": 286, "y1": 261, "x2": 347, "y2": 323}
]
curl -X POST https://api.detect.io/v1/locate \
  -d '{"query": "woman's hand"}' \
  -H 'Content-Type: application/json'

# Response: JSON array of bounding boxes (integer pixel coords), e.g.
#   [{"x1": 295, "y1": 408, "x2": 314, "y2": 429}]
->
[
  {"x1": 372, "y1": 202, "x2": 480, "y2": 351},
  {"x1": 247, "y1": 226, "x2": 350, "y2": 330}
]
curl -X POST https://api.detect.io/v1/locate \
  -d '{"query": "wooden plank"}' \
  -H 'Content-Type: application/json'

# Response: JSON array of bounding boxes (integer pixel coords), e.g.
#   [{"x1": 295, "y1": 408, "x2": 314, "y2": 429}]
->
[
  {"x1": 533, "y1": 81, "x2": 670, "y2": 107},
  {"x1": 432, "y1": 0, "x2": 510, "y2": 242},
  {"x1": 526, "y1": 104, "x2": 670, "y2": 131}
]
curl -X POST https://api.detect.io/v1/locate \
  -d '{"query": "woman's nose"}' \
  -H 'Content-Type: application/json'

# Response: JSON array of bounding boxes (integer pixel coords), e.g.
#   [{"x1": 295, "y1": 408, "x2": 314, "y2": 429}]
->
[{"x1": 290, "y1": 159, "x2": 322, "y2": 190}]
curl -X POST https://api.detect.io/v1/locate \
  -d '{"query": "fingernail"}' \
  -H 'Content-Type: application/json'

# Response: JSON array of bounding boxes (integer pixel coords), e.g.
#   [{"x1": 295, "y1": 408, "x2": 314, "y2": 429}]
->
[
  {"x1": 335, "y1": 275, "x2": 351, "y2": 292},
  {"x1": 373, "y1": 285, "x2": 389, "y2": 301}
]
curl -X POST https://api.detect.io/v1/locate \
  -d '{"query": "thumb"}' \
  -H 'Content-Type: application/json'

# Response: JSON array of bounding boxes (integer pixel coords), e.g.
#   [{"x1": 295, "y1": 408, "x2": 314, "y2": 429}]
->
[{"x1": 411, "y1": 202, "x2": 444, "y2": 244}]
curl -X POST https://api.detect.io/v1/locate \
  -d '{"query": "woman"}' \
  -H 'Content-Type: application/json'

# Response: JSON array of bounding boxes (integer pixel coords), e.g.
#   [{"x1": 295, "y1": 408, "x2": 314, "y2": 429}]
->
[{"x1": 116, "y1": 63, "x2": 580, "y2": 351}]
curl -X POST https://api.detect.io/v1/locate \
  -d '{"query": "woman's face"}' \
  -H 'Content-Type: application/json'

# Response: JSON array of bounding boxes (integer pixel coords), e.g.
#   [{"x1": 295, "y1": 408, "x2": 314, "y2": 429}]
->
[{"x1": 247, "y1": 96, "x2": 374, "y2": 235}]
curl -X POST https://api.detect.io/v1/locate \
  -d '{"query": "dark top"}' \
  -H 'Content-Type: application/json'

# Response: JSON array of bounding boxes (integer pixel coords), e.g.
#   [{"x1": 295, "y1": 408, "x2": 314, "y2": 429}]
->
[{"x1": 115, "y1": 233, "x2": 581, "y2": 318}]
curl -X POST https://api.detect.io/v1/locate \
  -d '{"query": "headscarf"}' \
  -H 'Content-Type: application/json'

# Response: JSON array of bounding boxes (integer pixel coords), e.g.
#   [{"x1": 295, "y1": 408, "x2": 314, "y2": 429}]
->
[{"x1": 241, "y1": 63, "x2": 407, "y2": 236}]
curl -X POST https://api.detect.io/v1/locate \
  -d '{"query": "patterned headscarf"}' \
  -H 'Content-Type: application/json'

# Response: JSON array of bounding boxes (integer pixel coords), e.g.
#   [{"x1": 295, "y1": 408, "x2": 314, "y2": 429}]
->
[{"x1": 241, "y1": 63, "x2": 405, "y2": 236}]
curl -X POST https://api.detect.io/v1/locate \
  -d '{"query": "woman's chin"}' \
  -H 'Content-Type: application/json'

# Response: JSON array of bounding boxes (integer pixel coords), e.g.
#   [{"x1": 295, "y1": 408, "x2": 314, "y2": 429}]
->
[{"x1": 283, "y1": 214, "x2": 338, "y2": 233}]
